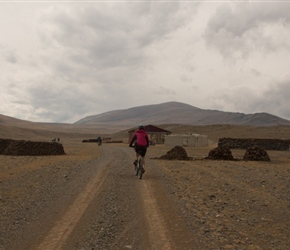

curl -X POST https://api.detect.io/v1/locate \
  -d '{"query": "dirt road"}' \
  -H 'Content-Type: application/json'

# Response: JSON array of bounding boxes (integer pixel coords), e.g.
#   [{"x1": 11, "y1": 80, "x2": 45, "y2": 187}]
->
[
  {"x1": 0, "y1": 144, "x2": 194, "y2": 250},
  {"x1": 1, "y1": 142, "x2": 290, "y2": 250}
]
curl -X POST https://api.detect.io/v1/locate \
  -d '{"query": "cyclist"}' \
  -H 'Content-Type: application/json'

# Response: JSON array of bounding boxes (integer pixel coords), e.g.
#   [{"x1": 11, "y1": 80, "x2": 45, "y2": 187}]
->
[
  {"x1": 129, "y1": 125, "x2": 149, "y2": 173},
  {"x1": 97, "y1": 136, "x2": 102, "y2": 146}
]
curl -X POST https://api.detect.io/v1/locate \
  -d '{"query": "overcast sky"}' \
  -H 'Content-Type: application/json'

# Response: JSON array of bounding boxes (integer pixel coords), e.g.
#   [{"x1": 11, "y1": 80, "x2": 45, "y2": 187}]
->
[{"x1": 1, "y1": 1, "x2": 290, "y2": 123}]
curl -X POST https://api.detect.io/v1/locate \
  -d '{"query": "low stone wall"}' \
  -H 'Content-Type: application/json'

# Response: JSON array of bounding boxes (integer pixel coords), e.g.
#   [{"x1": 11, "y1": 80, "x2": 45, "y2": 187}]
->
[
  {"x1": 0, "y1": 138, "x2": 65, "y2": 156},
  {"x1": 218, "y1": 138, "x2": 290, "y2": 151},
  {"x1": 82, "y1": 139, "x2": 99, "y2": 143},
  {"x1": 0, "y1": 139, "x2": 13, "y2": 154}
]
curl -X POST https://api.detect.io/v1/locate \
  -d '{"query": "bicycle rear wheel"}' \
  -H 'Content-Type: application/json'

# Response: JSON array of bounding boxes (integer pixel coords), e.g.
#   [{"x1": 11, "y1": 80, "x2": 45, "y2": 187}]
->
[{"x1": 138, "y1": 157, "x2": 143, "y2": 179}]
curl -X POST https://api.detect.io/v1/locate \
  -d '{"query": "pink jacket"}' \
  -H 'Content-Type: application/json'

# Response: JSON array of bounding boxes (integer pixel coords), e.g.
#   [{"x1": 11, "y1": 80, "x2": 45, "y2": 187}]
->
[{"x1": 130, "y1": 129, "x2": 149, "y2": 147}]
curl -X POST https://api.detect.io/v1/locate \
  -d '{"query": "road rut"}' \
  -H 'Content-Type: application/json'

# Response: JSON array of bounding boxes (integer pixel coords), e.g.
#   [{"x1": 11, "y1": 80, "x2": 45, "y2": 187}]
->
[{"x1": 1, "y1": 144, "x2": 194, "y2": 250}]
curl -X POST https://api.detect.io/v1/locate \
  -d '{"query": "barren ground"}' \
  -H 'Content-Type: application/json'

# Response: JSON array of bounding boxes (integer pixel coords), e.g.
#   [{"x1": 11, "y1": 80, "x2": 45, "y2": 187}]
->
[{"x1": 1, "y1": 137, "x2": 290, "y2": 249}]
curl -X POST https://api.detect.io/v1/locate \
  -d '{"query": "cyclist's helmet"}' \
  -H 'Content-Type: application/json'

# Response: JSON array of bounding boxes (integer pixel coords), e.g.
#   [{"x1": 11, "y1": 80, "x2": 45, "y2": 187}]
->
[{"x1": 139, "y1": 124, "x2": 145, "y2": 130}]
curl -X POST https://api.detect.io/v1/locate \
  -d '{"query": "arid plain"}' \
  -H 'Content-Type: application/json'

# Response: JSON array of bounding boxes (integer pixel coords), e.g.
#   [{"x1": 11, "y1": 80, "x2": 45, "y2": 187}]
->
[{"x1": 1, "y1": 123, "x2": 290, "y2": 249}]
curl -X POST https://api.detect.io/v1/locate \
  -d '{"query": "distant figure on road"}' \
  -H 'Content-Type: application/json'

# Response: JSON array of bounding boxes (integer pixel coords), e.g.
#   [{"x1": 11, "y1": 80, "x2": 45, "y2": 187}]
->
[
  {"x1": 57, "y1": 138, "x2": 60, "y2": 143},
  {"x1": 97, "y1": 136, "x2": 102, "y2": 146}
]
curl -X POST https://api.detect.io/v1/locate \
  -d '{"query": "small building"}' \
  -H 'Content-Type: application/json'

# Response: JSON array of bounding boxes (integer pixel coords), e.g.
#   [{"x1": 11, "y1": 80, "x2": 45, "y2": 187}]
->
[
  {"x1": 128, "y1": 125, "x2": 171, "y2": 144},
  {"x1": 164, "y1": 134, "x2": 208, "y2": 147}
]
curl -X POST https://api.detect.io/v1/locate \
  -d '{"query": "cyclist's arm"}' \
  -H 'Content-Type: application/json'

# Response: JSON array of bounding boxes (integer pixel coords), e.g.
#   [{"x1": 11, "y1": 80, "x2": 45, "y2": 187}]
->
[
  {"x1": 146, "y1": 135, "x2": 149, "y2": 147},
  {"x1": 129, "y1": 134, "x2": 137, "y2": 147}
]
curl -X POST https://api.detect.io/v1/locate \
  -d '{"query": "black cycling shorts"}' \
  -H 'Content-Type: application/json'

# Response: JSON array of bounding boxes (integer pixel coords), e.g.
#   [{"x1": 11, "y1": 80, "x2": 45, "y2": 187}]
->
[{"x1": 135, "y1": 145, "x2": 147, "y2": 157}]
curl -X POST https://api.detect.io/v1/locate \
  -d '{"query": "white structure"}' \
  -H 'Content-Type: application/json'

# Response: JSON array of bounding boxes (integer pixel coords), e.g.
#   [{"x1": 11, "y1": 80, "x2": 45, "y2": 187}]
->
[{"x1": 164, "y1": 134, "x2": 208, "y2": 147}]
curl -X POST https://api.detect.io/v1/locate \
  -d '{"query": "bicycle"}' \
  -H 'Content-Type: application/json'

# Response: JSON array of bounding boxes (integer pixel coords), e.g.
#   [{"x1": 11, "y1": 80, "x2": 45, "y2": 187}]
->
[{"x1": 135, "y1": 153, "x2": 145, "y2": 180}]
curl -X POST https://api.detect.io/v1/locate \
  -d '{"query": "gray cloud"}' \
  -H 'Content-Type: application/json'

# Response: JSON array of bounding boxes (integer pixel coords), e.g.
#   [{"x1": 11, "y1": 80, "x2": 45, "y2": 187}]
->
[
  {"x1": 256, "y1": 76, "x2": 290, "y2": 120},
  {"x1": 155, "y1": 86, "x2": 176, "y2": 96},
  {"x1": 38, "y1": 3, "x2": 191, "y2": 71},
  {"x1": 211, "y1": 73, "x2": 290, "y2": 120},
  {"x1": 27, "y1": 79, "x2": 93, "y2": 122},
  {"x1": 16, "y1": 2, "x2": 196, "y2": 122},
  {"x1": 1, "y1": 2, "x2": 289, "y2": 123},
  {"x1": 180, "y1": 74, "x2": 193, "y2": 84},
  {"x1": 5, "y1": 50, "x2": 17, "y2": 64},
  {"x1": 204, "y1": 3, "x2": 290, "y2": 59},
  {"x1": 0, "y1": 45, "x2": 18, "y2": 64}
]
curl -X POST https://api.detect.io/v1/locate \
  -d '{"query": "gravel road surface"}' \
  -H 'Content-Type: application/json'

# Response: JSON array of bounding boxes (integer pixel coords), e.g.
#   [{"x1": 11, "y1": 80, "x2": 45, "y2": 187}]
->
[
  {"x1": 1, "y1": 142, "x2": 290, "y2": 250},
  {"x1": 0, "y1": 144, "x2": 194, "y2": 250}
]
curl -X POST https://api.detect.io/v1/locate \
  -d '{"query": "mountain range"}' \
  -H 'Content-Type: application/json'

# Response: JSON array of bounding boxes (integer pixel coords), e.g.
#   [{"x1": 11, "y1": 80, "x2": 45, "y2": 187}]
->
[
  {"x1": 1, "y1": 102, "x2": 290, "y2": 137},
  {"x1": 74, "y1": 101, "x2": 290, "y2": 128}
]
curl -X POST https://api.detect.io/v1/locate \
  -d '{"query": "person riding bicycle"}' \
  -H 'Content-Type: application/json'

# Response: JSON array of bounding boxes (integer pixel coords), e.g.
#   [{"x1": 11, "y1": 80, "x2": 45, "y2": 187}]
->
[{"x1": 129, "y1": 125, "x2": 149, "y2": 173}]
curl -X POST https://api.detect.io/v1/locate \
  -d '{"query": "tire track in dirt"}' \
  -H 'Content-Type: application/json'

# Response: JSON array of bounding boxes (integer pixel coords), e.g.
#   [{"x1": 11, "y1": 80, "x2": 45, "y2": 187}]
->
[
  {"x1": 35, "y1": 149, "x2": 111, "y2": 250},
  {"x1": 35, "y1": 145, "x2": 176, "y2": 249},
  {"x1": 108, "y1": 146, "x2": 174, "y2": 249},
  {"x1": 141, "y1": 175, "x2": 173, "y2": 250}
]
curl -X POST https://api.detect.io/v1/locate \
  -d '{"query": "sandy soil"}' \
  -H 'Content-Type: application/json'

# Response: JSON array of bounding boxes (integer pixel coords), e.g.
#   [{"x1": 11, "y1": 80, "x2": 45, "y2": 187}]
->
[{"x1": 1, "y1": 138, "x2": 290, "y2": 249}]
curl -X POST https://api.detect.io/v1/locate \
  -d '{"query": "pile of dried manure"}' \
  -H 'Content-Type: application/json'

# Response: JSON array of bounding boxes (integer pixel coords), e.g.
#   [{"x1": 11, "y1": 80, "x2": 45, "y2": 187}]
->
[
  {"x1": 207, "y1": 146, "x2": 234, "y2": 160},
  {"x1": 243, "y1": 146, "x2": 270, "y2": 161},
  {"x1": 159, "y1": 146, "x2": 192, "y2": 160}
]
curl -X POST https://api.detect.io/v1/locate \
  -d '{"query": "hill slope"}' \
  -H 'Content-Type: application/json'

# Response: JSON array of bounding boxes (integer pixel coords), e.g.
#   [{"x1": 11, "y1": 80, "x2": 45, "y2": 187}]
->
[
  {"x1": 74, "y1": 101, "x2": 290, "y2": 127},
  {"x1": 1, "y1": 102, "x2": 290, "y2": 137}
]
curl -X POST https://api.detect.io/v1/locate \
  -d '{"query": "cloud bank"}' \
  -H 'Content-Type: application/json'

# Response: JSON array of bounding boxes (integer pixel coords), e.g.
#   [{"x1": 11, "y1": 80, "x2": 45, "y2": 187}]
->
[{"x1": 0, "y1": 2, "x2": 290, "y2": 123}]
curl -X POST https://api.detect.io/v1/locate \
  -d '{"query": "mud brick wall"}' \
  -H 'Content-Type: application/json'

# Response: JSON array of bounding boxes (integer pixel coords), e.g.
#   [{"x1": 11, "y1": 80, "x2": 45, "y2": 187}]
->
[{"x1": 218, "y1": 138, "x2": 290, "y2": 151}]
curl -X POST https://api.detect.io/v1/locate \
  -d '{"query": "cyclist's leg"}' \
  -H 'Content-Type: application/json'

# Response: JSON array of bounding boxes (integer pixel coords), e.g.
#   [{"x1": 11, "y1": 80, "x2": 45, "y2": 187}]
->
[
  {"x1": 140, "y1": 156, "x2": 145, "y2": 173},
  {"x1": 143, "y1": 147, "x2": 147, "y2": 163},
  {"x1": 133, "y1": 146, "x2": 139, "y2": 166},
  {"x1": 140, "y1": 147, "x2": 147, "y2": 173},
  {"x1": 141, "y1": 154, "x2": 146, "y2": 166}
]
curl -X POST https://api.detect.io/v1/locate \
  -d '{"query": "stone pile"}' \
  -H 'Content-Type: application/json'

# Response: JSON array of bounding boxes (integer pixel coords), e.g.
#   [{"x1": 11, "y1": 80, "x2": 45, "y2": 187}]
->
[
  {"x1": 243, "y1": 146, "x2": 270, "y2": 161},
  {"x1": 0, "y1": 139, "x2": 65, "y2": 156},
  {"x1": 207, "y1": 146, "x2": 234, "y2": 160},
  {"x1": 160, "y1": 146, "x2": 192, "y2": 160}
]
